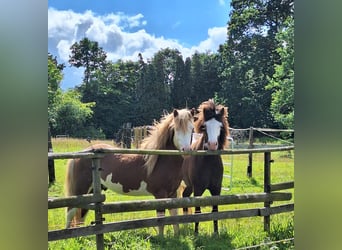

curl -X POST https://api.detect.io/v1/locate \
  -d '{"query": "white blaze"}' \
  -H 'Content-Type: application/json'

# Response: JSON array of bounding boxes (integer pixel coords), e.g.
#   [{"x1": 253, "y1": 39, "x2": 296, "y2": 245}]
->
[
  {"x1": 173, "y1": 122, "x2": 193, "y2": 151},
  {"x1": 204, "y1": 118, "x2": 222, "y2": 150}
]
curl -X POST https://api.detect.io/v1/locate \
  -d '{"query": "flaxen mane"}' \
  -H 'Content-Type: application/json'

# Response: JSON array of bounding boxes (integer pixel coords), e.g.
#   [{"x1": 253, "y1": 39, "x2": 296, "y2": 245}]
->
[{"x1": 141, "y1": 109, "x2": 192, "y2": 176}]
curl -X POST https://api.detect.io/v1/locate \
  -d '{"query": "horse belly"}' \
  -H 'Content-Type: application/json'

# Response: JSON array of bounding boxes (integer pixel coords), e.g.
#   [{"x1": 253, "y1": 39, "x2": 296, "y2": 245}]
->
[{"x1": 101, "y1": 173, "x2": 151, "y2": 196}]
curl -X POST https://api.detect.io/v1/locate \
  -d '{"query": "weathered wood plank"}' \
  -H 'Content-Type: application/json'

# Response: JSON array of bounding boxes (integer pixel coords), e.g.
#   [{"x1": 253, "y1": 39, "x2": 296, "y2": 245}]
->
[
  {"x1": 48, "y1": 194, "x2": 106, "y2": 209},
  {"x1": 101, "y1": 192, "x2": 292, "y2": 214},
  {"x1": 259, "y1": 203, "x2": 294, "y2": 216},
  {"x1": 49, "y1": 203, "x2": 294, "y2": 241},
  {"x1": 48, "y1": 152, "x2": 98, "y2": 159},
  {"x1": 48, "y1": 208, "x2": 259, "y2": 241},
  {"x1": 270, "y1": 181, "x2": 294, "y2": 191}
]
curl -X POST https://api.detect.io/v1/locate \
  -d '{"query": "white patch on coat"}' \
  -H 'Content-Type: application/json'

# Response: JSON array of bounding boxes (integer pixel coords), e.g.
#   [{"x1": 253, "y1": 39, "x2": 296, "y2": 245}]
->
[{"x1": 101, "y1": 173, "x2": 150, "y2": 196}]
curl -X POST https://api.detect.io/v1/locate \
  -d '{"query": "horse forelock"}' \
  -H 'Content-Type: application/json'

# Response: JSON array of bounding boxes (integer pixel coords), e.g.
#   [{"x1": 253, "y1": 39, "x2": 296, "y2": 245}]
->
[
  {"x1": 173, "y1": 109, "x2": 194, "y2": 134},
  {"x1": 196, "y1": 100, "x2": 230, "y2": 149}
]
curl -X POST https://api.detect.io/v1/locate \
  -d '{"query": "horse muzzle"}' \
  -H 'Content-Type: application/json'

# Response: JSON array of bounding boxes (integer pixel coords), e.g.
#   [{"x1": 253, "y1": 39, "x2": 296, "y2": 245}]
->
[
  {"x1": 206, "y1": 141, "x2": 218, "y2": 150},
  {"x1": 181, "y1": 145, "x2": 192, "y2": 152}
]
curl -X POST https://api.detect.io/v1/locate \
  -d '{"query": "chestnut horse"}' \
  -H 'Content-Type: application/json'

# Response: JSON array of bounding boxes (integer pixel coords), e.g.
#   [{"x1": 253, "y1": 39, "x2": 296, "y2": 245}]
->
[
  {"x1": 65, "y1": 108, "x2": 195, "y2": 235},
  {"x1": 181, "y1": 99, "x2": 229, "y2": 234}
]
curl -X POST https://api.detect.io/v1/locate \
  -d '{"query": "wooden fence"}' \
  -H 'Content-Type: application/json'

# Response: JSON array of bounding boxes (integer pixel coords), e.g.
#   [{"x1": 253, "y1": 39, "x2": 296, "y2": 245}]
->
[{"x1": 48, "y1": 146, "x2": 294, "y2": 250}]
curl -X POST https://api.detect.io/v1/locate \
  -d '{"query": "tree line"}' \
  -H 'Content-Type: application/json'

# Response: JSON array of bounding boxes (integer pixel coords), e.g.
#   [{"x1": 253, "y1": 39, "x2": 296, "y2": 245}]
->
[{"x1": 48, "y1": 0, "x2": 294, "y2": 139}]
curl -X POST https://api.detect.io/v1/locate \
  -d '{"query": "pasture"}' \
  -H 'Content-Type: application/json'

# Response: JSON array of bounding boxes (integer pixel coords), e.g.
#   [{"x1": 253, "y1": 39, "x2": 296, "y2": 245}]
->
[{"x1": 48, "y1": 138, "x2": 294, "y2": 249}]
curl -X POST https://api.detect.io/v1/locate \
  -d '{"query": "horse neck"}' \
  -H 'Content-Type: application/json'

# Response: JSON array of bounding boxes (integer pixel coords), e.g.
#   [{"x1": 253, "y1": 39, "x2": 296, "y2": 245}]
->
[
  {"x1": 161, "y1": 128, "x2": 176, "y2": 150},
  {"x1": 191, "y1": 135, "x2": 205, "y2": 150},
  {"x1": 144, "y1": 129, "x2": 178, "y2": 177}
]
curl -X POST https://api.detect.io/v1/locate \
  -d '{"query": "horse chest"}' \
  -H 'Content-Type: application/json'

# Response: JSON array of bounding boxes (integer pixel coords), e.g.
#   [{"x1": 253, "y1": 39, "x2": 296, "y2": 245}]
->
[{"x1": 101, "y1": 173, "x2": 151, "y2": 196}]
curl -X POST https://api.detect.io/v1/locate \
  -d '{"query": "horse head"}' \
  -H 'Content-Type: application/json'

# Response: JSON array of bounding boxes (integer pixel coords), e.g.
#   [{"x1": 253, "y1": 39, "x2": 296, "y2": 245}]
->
[
  {"x1": 172, "y1": 108, "x2": 195, "y2": 151},
  {"x1": 195, "y1": 99, "x2": 229, "y2": 150}
]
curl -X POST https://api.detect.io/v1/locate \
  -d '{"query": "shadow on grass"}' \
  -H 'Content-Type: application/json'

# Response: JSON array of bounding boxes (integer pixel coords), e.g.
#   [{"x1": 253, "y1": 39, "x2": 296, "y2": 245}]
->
[
  {"x1": 149, "y1": 225, "x2": 234, "y2": 250},
  {"x1": 249, "y1": 177, "x2": 263, "y2": 189}
]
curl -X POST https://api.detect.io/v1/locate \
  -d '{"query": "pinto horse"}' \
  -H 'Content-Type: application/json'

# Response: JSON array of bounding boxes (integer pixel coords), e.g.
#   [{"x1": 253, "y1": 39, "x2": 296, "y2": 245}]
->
[
  {"x1": 65, "y1": 108, "x2": 195, "y2": 235},
  {"x1": 181, "y1": 99, "x2": 229, "y2": 234}
]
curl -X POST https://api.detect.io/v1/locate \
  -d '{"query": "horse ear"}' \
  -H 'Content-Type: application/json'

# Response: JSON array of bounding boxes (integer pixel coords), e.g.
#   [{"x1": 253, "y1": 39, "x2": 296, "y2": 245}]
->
[
  {"x1": 220, "y1": 107, "x2": 225, "y2": 116},
  {"x1": 173, "y1": 109, "x2": 179, "y2": 117},
  {"x1": 216, "y1": 107, "x2": 225, "y2": 116},
  {"x1": 190, "y1": 108, "x2": 196, "y2": 117}
]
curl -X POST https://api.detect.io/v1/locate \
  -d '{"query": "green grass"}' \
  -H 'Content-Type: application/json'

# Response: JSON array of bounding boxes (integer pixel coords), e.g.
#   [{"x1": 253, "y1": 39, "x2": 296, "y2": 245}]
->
[{"x1": 48, "y1": 138, "x2": 294, "y2": 249}]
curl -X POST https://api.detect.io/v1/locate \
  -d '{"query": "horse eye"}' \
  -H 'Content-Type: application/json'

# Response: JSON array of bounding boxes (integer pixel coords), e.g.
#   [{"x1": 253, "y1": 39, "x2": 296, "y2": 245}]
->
[{"x1": 200, "y1": 125, "x2": 206, "y2": 131}]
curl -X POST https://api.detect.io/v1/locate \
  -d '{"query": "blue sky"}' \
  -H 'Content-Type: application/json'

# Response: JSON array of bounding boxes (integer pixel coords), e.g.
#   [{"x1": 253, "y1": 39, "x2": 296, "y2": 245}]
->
[{"x1": 48, "y1": 0, "x2": 231, "y2": 89}]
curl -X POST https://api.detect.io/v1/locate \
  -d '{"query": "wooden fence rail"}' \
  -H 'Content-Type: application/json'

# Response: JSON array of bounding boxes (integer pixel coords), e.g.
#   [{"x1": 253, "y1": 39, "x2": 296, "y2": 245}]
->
[
  {"x1": 48, "y1": 194, "x2": 106, "y2": 209},
  {"x1": 48, "y1": 145, "x2": 294, "y2": 159},
  {"x1": 49, "y1": 203, "x2": 294, "y2": 241},
  {"x1": 48, "y1": 145, "x2": 294, "y2": 250}
]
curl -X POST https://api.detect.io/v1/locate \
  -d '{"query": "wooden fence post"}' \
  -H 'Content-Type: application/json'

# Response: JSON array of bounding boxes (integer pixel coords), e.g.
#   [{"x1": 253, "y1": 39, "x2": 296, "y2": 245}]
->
[
  {"x1": 247, "y1": 127, "x2": 254, "y2": 178},
  {"x1": 264, "y1": 152, "x2": 272, "y2": 233},
  {"x1": 48, "y1": 127, "x2": 55, "y2": 184},
  {"x1": 92, "y1": 157, "x2": 105, "y2": 250}
]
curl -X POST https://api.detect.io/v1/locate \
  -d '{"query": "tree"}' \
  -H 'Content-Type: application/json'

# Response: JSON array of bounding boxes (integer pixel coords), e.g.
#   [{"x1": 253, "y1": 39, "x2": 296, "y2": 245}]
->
[
  {"x1": 266, "y1": 17, "x2": 294, "y2": 129},
  {"x1": 218, "y1": 0, "x2": 294, "y2": 128},
  {"x1": 54, "y1": 90, "x2": 95, "y2": 137},
  {"x1": 48, "y1": 52, "x2": 64, "y2": 184},
  {"x1": 69, "y1": 38, "x2": 107, "y2": 101},
  {"x1": 48, "y1": 53, "x2": 64, "y2": 130},
  {"x1": 89, "y1": 60, "x2": 139, "y2": 137}
]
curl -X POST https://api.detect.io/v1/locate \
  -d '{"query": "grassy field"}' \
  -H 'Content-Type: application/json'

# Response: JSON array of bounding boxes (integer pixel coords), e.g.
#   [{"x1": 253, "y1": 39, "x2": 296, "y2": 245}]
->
[{"x1": 48, "y1": 138, "x2": 294, "y2": 249}]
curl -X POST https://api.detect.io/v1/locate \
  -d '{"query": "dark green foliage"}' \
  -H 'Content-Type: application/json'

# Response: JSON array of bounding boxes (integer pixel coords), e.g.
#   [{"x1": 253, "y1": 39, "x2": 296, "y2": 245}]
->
[
  {"x1": 218, "y1": 0, "x2": 294, "y2": 128},
  {"x1": 267, "y1": 17, "x2": 294, "y2": 129},
  {"x1": 48, "y1": 53, "x2": 64, "y2": 129}
]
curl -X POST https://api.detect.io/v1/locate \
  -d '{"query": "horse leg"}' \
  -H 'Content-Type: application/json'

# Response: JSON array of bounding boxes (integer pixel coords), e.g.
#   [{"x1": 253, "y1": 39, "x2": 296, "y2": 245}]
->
[
  {"x1": 182, "y1": 185, "x2": 193, "y2": 215},
  {"x1": 194, "y1": 206, "x2": 201, "y2": 235},
  {"x1": 193, "y1": 188, "x2": 205, "y2": 235},
  {"x1": 66, "y1": 207, "x2": 77, "y2": 228},
  {"x1": 212, "y1": 204, "x2": 219, "y2": 234},
  {"x1": 156, "y1": 209, "x2": 165, "y2": 236},
  {"x1": 66, "y1": 205, "x2": 90, "y2": 228},
  {"x1": 169, "y1": 208, "x2": 179, "y2": 236},
  {"x1": 210, "y1": 187, "x2": 221, "y2": 234}
]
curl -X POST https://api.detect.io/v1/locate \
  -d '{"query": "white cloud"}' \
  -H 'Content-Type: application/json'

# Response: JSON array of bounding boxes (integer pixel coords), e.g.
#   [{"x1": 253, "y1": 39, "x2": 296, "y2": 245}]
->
[
  {"x1": 218, "y1": 0, "x2": 226, "y2": 6},
  {"x1": 48, "y1": 8, "x2": 227, "y2": 88},
  {"x1": 193, "y1": 26, "x2": 227, "y2": 53}
]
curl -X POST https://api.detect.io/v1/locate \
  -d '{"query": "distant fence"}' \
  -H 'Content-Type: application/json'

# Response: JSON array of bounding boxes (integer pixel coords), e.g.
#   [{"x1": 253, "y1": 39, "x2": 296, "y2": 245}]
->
[
  {"x1": 230, "y1": 127, "x2": 294, "y2": 177},
  {"x1": 55, "y1": 134, "x2": 70, "y2": 139},
  {"x1": 48, "y1": 146, "x2": 294, "y2": 250}
]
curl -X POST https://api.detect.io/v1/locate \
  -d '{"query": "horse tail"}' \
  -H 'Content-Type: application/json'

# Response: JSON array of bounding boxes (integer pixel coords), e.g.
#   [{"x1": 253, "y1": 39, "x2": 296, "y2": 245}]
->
[
  {"x1": 65, "y1": 159, "x2": 84, "y2": 228},
  {"x1": 65, "y1": 159, "x2": 75, "y2": 196}
]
